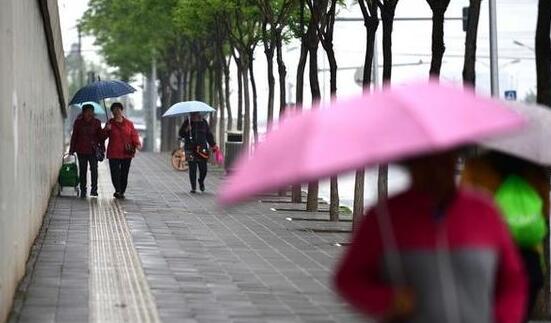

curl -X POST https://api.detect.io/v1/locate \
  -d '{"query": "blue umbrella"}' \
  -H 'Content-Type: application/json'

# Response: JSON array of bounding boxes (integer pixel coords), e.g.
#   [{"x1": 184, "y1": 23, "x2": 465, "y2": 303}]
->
[
  {"x1": 69, "y1": 80, "x2": 136, "y2": 105},
  {"x1": 162, "y1": 101, "x2": 216, "y2": 118}
]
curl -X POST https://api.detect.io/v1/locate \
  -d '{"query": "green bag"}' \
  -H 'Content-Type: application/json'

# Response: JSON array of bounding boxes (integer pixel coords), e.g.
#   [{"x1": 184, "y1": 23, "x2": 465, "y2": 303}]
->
[{"x1": 495, "y1": 175, "x2": 547, "y2": 247}]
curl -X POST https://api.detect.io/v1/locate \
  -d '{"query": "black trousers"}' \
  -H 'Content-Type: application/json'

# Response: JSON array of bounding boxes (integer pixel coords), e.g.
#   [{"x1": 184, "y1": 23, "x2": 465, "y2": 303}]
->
[
  {"x1": 188, "y1": 159, "x2": 208, "y2": 190},
  {"x1": 109, "y1": 159, "x2": 132, "y2": 194},
  {"x1": 77, "y1": 153, "x2": 98, "y2": 193}
]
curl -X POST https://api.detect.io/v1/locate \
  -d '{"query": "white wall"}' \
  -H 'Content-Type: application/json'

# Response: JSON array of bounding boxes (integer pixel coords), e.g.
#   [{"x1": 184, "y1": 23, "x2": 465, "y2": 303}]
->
[{"x1": 0, "y1": 0, "x2": 66, "y2": 320}]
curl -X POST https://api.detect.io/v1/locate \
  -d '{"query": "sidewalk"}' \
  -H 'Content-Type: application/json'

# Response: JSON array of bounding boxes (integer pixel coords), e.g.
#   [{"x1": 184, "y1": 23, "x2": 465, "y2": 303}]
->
[{"x1": 8, "y1": 153, "x2": 363, "y2": 323}]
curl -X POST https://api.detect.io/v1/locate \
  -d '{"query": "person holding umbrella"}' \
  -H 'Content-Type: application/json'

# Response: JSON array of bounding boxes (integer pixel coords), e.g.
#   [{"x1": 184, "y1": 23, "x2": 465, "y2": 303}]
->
[
  {"x1": 459, "y1": 102, "x2": 551, "y2": 321},
  {"x1": 218, "y1": 82, "x2": 529, "y2": 322},
  {"x1": 334, "y1": 150, "x2": 526, "y2": 322},
  {"x1": 69, "y1": 103, "x2": 103, "y2": 198},
  {"x1": 179, "y1": 112, "x2": 218, "y2": 193},
  {"x1": 102, "y1": 102, "x2": 141, "y2": 199}
]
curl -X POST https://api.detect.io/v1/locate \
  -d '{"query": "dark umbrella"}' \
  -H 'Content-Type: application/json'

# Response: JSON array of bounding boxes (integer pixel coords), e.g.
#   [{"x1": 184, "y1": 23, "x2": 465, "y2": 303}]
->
[{"x1": 69, "y1": 80, "x2": 136, "y2": 113}]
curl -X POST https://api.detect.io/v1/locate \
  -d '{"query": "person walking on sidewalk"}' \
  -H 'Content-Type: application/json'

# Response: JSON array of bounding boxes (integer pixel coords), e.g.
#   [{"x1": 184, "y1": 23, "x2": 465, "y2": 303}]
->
[
  {"x1": 69, "y1": 104, "x2": 103, "y2": 198},
  {"x1": 103, "y1": 102, "x2": 141, "y2": 200},
  {"x1": 334, "y1": 150, "x2": 527, "y2": 323},
  {"x1": 179, "y1": 112, "x2": 218, "y2": 194}
]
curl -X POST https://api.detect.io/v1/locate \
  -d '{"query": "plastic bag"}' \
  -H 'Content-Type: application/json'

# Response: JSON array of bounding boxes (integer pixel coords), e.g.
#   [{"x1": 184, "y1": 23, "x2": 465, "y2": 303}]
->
[
  {"x1": 214, "y1": 149, "x2": 224, "y2": 166},
  {"x1": 495, "y1": 175, "x2": 547, "y2": 247}
]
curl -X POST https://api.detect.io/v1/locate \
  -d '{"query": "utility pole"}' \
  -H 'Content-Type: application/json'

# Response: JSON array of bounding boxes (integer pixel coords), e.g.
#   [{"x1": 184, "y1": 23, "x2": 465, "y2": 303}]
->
[
  {"x1": 77, "y1": 26, "x2": 84, "y2": 88},
  {"x1": 144, "y1": 57, "x2": 157, "y2": 152},
  {"x1": 489, "y1": 0, "x2": 500, "y2": 97}
]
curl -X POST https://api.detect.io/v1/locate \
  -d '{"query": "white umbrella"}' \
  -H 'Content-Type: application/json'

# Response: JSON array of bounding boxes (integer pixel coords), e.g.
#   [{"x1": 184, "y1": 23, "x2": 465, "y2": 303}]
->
[
  {"x1": 481, "y1": 102, "x2": 551, "y2": 165},
  {"x1": 162, "y1": 101, "x2": 215, "y2": 118}
]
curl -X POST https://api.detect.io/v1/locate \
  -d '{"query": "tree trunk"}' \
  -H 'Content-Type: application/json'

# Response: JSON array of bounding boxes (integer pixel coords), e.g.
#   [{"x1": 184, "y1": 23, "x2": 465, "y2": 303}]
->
[
  {"x1": 208, "y1": 67, "x2": 217, "y2": 133},
  {"x1": 241, "y1": 61, "x2": 251, "y2": 149},
  {"x1": 536, "y1": 0, "x2": 551, "y2": 107},
  {"x1": 188, "y1": 68, "x2": 195, "y2": 101},
  {"x1": 321, "y1": 36, "x2": 339, "y2": 221},
  {"x1": 160, "y1": 74, "x2": 173, "y2": 152},
  {"x1": 264, "y1": 36, "x2": 276, "y2": 127},
  {"x1": 462, "y1": 0, "x2": 482, "y2": 87},
  {"x1": 378, "y1": 3, "x2": 397, "y2": 200},
  {"x1": 223, "y1": 57, "x2": 233, "y2": 131},
  {"x1": 428, "y1": 0, "x2": 450, "y2": 77},
  {"x1": 249, "y1": 58, "x2": 259, "y2": 143},
  {"x1": 353, "y1": 7, "x2": 378, "y2": 230},
  {"x1": 216, "y1": 68, "x2": 226, "y2": 154},
  {"x1": 533, "y1": 0, "x2": 551, "y2": 319},
  {"x1": 291, "y1": 42, "x2": 309, "y2": 204},
  {"x1": 306, "y1": 26, "x2": 321, "y2": 212},
  {"x1": 236, "y1": 60, "x2": 244, "y2": 131},
  {"x1": 276, "y1": 32, "x2": 287, "y2": 117},
  {"x1": 195, "y1": 61, "x2": 206, "y2": 101}
]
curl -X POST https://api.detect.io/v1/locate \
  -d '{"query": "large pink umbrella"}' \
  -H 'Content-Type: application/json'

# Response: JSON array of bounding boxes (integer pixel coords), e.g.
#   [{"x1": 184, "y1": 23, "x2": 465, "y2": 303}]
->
[{"x1": 218, "y1": 81, "x2": 525, "y2": 206}]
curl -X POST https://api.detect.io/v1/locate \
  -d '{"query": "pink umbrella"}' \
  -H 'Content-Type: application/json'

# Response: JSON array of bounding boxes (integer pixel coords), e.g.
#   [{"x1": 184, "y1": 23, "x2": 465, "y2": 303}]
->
[{"x1": 218, "y1": 81, "x2": 525, "y2": 206}]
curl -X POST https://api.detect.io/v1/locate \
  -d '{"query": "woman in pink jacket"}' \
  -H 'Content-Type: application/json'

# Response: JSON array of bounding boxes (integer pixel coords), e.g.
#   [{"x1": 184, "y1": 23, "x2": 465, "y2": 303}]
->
[{"x1": 102, "y1": 102, "x2": 141, "y2": 199}]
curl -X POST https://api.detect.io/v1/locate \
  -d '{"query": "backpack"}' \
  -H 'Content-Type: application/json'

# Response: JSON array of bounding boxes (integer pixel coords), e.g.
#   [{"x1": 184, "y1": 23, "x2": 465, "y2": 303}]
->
[{"x1": 495, "y1": 175, "x2": 547, "y2": 247}]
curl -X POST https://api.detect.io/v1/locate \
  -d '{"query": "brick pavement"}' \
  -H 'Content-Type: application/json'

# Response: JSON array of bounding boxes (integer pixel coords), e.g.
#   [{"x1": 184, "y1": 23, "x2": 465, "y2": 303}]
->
[{"x1": 8, "y1": 153, "x2": 364, "y2": 323}]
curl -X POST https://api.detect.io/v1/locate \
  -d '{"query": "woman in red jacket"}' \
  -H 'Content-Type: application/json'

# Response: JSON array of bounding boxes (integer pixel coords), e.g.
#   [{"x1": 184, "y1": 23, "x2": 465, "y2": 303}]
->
[
  {"x1": 102, "y1": 102, "x2": 141, "y2": 199},
  {"x1": 334, "y1": 150, "x2": 527, "y2": 323},
  {"x1": 69, "y1": 104, "x2": 103, "y2": 198}
]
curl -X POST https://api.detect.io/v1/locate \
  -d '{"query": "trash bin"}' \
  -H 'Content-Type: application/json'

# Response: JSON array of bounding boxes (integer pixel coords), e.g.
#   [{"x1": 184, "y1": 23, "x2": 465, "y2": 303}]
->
[{"x1": 225, "y1": 131, "x2": 243, "y2": 173}]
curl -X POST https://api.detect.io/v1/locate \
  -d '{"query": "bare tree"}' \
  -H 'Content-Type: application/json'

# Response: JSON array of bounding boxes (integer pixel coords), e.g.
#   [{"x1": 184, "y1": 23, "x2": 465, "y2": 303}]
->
[
  {"x1": 292, "y1": 0, "x2": 308, "y2": 203},
  {"x1": 305, "y1": 0, "x2": 322, "y2": 212},
  {"x1": 427, "y1": 0, "x2": 451, "y2": 77},
  {"x1": 376, "y1": 0, "x2": 399, "y2": 200},
  {"x1": 353, "y1": 0, "x2": 378, "y2": 230},
  {"x1": 308, "y1": 0, "x2": 340, "y2": 220},
  {"x1": 462, "y1": 0, "x2": 481, "y2": 86}
]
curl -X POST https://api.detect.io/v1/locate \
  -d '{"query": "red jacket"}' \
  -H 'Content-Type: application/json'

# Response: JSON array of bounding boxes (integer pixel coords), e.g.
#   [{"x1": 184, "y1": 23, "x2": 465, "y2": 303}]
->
[
  {"x1": 103, "y1": 118, "x2": 141, "y2": 159},
  {"x1": 334, "y1": 188, "x2": 526, "y2": 323},
  {"x1": 69, "y1": 115, "x2": 103, "y2": 155}
]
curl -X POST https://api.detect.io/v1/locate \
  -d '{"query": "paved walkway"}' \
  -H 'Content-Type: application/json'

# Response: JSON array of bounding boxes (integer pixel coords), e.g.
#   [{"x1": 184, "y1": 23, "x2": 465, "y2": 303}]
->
[{"x1": 8, "y1": 153, "x2": 363, "y2": 323}]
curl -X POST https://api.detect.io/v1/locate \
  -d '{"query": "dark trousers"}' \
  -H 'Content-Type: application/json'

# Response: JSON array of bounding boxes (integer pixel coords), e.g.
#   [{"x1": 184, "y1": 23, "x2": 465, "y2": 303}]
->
[
  {"x1": 521, "y1": 248, "x2": 544, "y2": 321},
  {"x1": 109, "y1": 159, "x2": 132, "y2": 194},
  {"x1": 77, "y1": 153, "x2": 98, "y2": 193},
  {"x1": 188, "y1": 159, "x2": 208, "y2": 190}
]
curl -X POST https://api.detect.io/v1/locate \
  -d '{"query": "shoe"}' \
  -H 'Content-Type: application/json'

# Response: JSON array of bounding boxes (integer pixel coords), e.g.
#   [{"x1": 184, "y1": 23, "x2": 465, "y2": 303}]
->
[
  {"x1": 90, "y1": 190, "x2": 98, "y2": 197},
  {"x1": 80, "y1": 191, "x2": 87, "y2": 199},
  {"x1": 114, "y1": 192, "x2": 121, "y2": 199},
  {"x1": 120, "y1": 194, "x2": 126, "y2": 200},
  {"x1": 199, "y1": 182, "x2": 205, "y2": 192},
  {"x1": 190, "y1": 189, "x2": 197, "y2": 194}
]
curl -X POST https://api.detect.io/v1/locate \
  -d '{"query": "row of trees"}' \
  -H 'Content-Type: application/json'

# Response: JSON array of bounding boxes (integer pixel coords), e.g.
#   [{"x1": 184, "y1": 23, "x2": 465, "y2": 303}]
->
[
  {"x1": 81, "y1": 0, "x2": 551, "y2": 225},
  {"x1": 82, "y1": 0, "x2": 551, "y2": 317}
]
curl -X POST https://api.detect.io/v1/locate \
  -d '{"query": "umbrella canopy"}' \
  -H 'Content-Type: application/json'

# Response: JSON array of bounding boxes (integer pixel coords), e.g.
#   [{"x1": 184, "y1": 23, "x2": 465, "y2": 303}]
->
[
  {"x1": 69, "y1": 80, "x2": 136, "y2": 105},
  {"x1": 218, "y1": 81, "x2": 526, "y2": 206},
  {"x1": 481, "y1": 102, "x2": 551, "y2": 165},
  {"x1": 162, "y1": 101, "x2": 216, "y2": 118},
  {"x1": 72, "y1": 101, "x2": 105, "y2": 115}
]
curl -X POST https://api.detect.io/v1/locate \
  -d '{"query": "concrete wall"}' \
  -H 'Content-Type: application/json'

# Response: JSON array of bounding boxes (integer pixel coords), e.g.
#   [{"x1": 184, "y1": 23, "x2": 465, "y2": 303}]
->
[{"x1": 0, "y1": 0, "x2": 67, "y2": 321}]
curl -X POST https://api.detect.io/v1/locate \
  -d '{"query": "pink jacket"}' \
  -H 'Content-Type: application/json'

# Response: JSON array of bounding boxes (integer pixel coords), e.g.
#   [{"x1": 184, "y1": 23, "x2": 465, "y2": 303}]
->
[
  {"x1": 103, "y1": 118, "x2": 140, "y2": 159},
  {"x1": 334, "y1": 188, "x2": 527, "y2": 323}
]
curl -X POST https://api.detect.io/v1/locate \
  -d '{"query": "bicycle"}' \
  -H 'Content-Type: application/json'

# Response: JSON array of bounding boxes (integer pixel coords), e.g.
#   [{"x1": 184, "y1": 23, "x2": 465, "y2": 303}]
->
[{"x1": 171, "y1": 138, "x2": 188, "y2": 171}]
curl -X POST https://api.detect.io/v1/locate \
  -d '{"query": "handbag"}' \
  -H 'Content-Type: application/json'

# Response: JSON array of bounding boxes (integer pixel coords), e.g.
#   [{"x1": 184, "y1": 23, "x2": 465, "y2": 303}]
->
[
  {"x1": 94, "y1": 142, "x2": 105, "y2": 162},
  {"x1": 125, "y1": 143, "x2": 136, "y2": 155}
]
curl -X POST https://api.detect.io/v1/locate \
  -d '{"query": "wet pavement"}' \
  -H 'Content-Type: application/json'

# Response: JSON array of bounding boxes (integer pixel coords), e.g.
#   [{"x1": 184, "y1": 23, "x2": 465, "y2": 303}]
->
[{"x1": 8, "y1": 153, "x2": 363, "y2": 323}]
